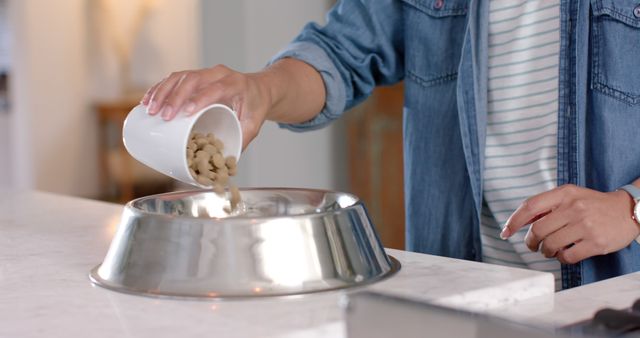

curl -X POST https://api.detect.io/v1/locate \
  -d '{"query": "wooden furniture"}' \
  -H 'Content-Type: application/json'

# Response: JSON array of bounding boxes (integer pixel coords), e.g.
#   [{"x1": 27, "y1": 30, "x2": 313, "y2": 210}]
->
[{"x1": 346, "y1": 83, "x2": 405, "y2": 250}]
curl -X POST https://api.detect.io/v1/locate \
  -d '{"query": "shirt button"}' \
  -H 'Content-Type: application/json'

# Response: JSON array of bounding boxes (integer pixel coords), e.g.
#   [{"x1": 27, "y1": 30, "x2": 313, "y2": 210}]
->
[
  {"x1": 634, "y1": 5, "x2": 640, "y2": 18},
  {"x1": 434, "y1": 0, "x2": 444, "y2": 9}
]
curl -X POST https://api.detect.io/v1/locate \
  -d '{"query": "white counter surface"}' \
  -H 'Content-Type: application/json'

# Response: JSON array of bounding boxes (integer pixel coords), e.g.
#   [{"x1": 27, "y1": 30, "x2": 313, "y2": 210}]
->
[
  {"x1": 0, "y1": 190, "x2": 555, "y2": 337},
  {"x1": 489, "y1": 270, "x2": 640, "y2": 329}
]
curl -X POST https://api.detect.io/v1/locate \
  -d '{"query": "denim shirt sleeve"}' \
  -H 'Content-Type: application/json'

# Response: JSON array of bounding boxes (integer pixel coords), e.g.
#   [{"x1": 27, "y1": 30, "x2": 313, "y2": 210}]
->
[{"x1": 270, "y1": 0, "x2": 405, "y2": 132}]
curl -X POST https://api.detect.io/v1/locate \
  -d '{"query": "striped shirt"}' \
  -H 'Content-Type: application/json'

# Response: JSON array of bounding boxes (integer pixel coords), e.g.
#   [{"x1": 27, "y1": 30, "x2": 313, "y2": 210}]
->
[{"x1": 481, "y1": 0, "x2": 562, "y2": 290}]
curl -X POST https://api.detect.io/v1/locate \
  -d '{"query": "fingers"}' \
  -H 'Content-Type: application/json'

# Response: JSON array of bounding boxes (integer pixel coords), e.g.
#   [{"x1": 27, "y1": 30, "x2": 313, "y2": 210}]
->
[
  {"x1": 141, "y1": 82, "x2": 161, "y2": 106},
  {"x1": 524, "y1": 209, "x2": 570, "y2": 251},
  {"x1": 161, "y1": 73, "x2": 201, "y2": 120},
  {"x1": 502, "y1": 185, "x2": 640, "y2": 265},
  {"x1": 147, "y1": 72, "x2": 184, "y2": 116},
  {"x1": 556, "y1": 241, "x2": 591, "y2": 264},
  {"x1": 140, "y1": 65, "x2": 268, "y2": 151},
  {"x1": 539, "y1": 224, "x2": 583, "y2": 258},
  {"x1": 145, "y1": 65, "x2": 233, "y2": 119},
  {"x1": 502, "y1": 184, "x2": 579, "y2": 238}
]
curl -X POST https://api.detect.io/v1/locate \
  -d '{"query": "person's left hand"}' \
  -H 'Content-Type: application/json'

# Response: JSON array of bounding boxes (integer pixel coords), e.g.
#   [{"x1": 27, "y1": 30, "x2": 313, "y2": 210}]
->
[{"x1": 500, "y1": 184, "x2": 640, "y2": 264}]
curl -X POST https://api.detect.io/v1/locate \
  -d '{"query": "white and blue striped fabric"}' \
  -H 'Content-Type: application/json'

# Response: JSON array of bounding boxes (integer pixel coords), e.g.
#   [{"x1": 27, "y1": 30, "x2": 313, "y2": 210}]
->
[{"x1": 481, "y1": 0, "x2": 562, "y2": 290}]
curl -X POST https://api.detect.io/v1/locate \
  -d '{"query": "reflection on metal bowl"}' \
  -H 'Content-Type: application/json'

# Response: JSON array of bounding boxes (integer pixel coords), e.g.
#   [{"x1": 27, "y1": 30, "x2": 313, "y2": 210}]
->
[{"x1": 90, "y1": 188, "x2": 400, "y2": 299}]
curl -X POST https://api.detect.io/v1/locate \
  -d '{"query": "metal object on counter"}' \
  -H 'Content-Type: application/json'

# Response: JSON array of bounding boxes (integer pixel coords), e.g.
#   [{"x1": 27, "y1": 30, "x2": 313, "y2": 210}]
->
[{"x1": 90, "y1": 188, "x2": 400, "y2": 299}]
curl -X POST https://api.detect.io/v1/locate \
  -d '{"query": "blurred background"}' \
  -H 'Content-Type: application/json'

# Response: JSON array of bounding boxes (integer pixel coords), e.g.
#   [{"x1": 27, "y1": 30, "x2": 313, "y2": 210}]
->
[{"x1": 0, "y1": 0, "x2": 405, "y2": 249}]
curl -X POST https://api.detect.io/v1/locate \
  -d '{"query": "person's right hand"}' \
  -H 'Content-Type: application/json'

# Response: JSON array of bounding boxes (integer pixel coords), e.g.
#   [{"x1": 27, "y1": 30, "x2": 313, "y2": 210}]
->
[{"x1": 141, "y1": 64, "x2": 273, "y2": 149}]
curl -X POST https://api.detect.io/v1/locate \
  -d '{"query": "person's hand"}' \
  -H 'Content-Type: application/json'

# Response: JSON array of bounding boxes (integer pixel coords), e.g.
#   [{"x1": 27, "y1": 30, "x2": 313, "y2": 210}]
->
[
  {"x1": 141, "y1": 65, "x2": 273, "y2": 149},
  {"x1": 501, "y1": 184, "x2": 640, "y2": 264}
]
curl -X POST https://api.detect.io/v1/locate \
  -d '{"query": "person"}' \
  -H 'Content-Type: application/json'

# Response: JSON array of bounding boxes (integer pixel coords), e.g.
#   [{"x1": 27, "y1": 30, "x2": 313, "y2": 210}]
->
[{"x1": 141, "y1": 0, "x2": 640, "y2": 290}]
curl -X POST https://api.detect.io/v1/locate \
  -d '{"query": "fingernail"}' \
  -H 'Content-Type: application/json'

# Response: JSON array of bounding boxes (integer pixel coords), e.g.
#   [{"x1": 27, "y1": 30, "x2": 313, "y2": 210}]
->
[
  {"x1": 184, "y1": 101, "x2": 196, "y2": 115},
  {"x1": 500, "y1": 227, "x2": 510, "y2": 240},
  {"x1": 161, "y1": 105, "x2": 173, "y2": 120},
  {"x1": 147, "y1": 101, "x2": 157, "y2": 115}
]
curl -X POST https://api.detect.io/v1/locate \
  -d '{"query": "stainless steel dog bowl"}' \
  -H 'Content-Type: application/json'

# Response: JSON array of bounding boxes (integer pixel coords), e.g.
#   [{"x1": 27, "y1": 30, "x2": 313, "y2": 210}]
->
[{"x1": 90, "y1": 188, "x2": 400, "y2": 299}]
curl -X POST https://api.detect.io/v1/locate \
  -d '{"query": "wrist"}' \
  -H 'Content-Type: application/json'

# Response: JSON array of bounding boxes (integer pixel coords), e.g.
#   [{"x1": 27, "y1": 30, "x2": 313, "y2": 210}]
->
[
  {"x1": 260, "y1": 58, "x2": 325, "y2": 123},
  {"x1": 258, "y1": 59, "x2": 295, "y2": 122},
  {"x1": 617, "y1": 185, "x2": 640, "y2": 228},
  {"x1": 248, "y1": 70, "x2": 277, "y2": 121}
]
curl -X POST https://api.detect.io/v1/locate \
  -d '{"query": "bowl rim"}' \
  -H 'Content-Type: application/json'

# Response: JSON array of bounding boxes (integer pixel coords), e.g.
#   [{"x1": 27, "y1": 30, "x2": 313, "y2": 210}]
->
[
  {"x1": 125, "y1": 187, "x2": 364, "y2": 221},
  {"x1": 89, "y1": 256, "x2": 401, "y2": 300}
]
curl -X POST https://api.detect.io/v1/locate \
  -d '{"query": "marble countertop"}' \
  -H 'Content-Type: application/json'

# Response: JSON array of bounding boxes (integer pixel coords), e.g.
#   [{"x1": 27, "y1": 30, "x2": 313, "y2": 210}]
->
[
  {"x1": 487, "y1": 270, "x2": 640, "y2": 329},
  {"x1": 0, "y1": 190, "x2": 555, "y2": 337}
]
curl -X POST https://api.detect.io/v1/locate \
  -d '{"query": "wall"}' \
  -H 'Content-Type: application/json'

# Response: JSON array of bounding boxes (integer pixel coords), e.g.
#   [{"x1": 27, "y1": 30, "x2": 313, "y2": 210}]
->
[
  {"x1": 200, "y1": 0, "x2": 349, "y2": 191},
  {"x1": 9, "y1": 0, "x2": 93, "y2": 195},
  {"x1": 0, "y1": 111, "x2": 8, "y2": 188},
  {"x1": 0, "y1": 0, "x2": 9, "y2": 188},
  {"x1": 7, "y1": 0, "x2": 200, "y2": 197},
  {"x1": 89, "y1": 0, "x2": 201, "y2": 100}
]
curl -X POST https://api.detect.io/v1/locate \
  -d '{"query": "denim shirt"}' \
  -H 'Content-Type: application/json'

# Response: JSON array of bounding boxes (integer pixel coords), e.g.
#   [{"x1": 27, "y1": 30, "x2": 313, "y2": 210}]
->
[{"x1": 273, "y1": 0, "x2": 640, "y2": 289}]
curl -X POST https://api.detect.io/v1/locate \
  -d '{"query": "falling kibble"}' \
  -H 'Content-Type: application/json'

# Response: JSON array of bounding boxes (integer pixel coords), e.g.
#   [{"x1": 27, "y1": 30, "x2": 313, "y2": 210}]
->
[
  {"x1": 230, "y1": 185, "x2": 241, "y2": 210},
  {"x1": 187, "y1": 131, "x2": 242, "y2": 213}
]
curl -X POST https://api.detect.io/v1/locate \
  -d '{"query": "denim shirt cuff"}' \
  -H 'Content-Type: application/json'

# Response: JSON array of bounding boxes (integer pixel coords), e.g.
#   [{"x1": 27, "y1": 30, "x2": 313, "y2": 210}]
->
[{"x1": 268, "y1": 41, "x2": 346, "y2": 132}]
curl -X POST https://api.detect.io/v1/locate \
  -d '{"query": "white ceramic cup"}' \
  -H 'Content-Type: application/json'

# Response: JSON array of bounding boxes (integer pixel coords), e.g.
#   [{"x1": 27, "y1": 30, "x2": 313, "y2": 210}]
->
[{"x1": 122, "y1": 103, "x2": 242, "y2": 188}]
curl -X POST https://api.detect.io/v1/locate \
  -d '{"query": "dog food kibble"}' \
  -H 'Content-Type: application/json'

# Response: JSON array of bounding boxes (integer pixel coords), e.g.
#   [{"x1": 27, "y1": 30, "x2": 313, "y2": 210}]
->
[
  {"x1": 213, "y1": 139, "x2": 224, "y2": 151},
  {"x1": 196, "y1": 175, "x2": 214, "y2": 186},
  {"x1": 207, "y1": 171, "x2": 217, "y2": 180},
  {"x1": 193, "y1": 139, "x2": 206, "y2": 150},
  {"x1": 212, "y1": 153, "x2": 225, "y2": 169},
  {"x1": 230, "y1": 185, "x2": 241, "y2": 210},
  {"x1": 225, "y1": 156, "x2": 236, "y2": 168},
  {"x1": 212, "y1": 183, "x2": 225, "y2": 195},
  {"x1": 217, "y1": 171, "x2": 229, "y2": 185},
  {"x1": 202, "y1": 144, "x2": 216, "y2": 156},
  {"x1": 187, "y1": 131, "x2": 242, "y2": 213}
]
